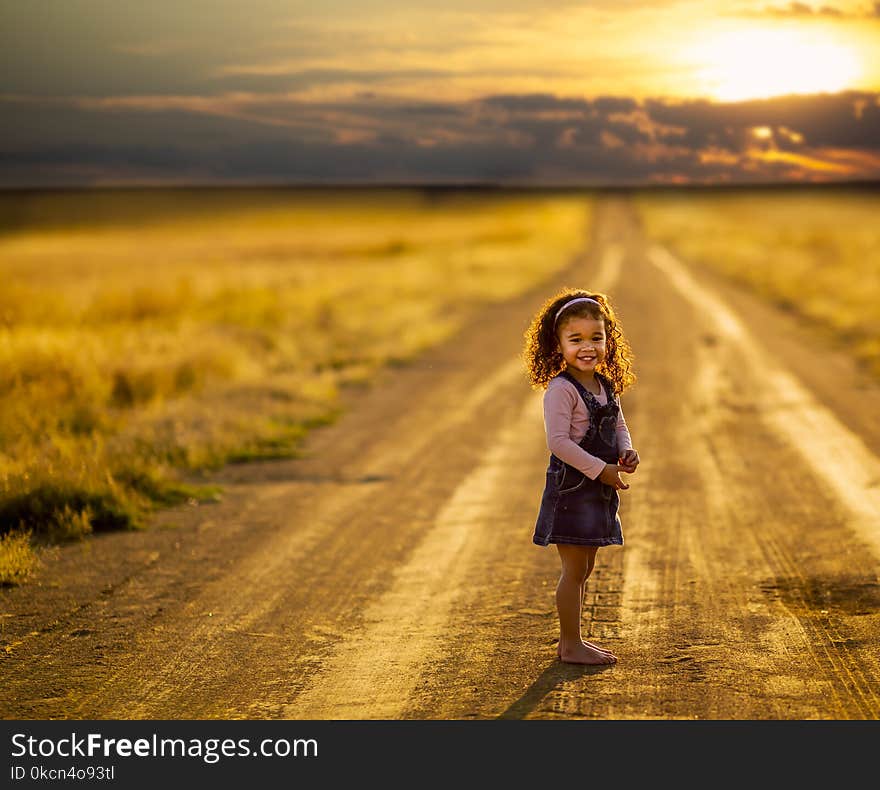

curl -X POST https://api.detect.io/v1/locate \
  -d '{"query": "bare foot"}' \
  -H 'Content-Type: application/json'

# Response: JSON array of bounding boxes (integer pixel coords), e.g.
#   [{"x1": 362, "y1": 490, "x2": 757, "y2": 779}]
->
[
  {"x1": 558, "y1": 642, "x2": 617, "y2": 665},
  {"x1": 557, "y1": 641, "x2": 616, "y2": 659}
]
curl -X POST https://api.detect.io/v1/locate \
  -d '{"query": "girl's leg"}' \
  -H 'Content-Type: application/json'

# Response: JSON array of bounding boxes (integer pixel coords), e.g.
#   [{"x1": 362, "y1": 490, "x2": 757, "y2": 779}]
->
[
  {"x1": 555, "y1": 544, "x2": 616, "y2": 665},
  {"x1": 556, "y1": 546, "x2": 615, "y2": 657},
  {"x1": 579, "y1": 548, "x2": 616, "y2": 657}
]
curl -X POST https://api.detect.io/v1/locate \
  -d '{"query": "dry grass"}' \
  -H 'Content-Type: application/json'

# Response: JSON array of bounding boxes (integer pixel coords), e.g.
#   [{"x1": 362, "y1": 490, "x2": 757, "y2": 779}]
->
[
  {"x1": 635, "y1": 188, "x2": 880, "y2": 374},
  {"x1": 0, "y1": 530, "x2": 40, "y2": 586},
  {"x1": 0, "y1": 187, "x2": 592, "y2": 580}
]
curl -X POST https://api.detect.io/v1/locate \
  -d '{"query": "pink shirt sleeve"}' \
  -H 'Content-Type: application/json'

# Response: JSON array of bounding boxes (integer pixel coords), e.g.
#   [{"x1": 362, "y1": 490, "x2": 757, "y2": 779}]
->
[
  {"x1": 543, "y1": 378, "x2": 633, "y2": 480},
  {"x1": 616, "y1": 403, "x2": 634, "y2": 454}
]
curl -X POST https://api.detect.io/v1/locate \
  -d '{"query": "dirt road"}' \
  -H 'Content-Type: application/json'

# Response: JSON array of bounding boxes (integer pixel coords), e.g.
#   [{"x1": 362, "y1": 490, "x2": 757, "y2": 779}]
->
[{"x1": 2, "y1": 197, "x2": 879, "y2": 720}]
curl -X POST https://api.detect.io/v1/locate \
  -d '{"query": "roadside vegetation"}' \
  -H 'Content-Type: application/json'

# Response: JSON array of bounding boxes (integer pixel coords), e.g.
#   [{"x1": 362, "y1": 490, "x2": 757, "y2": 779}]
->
[{"x1": 0, "y1": 188, "x2": 591, "y2": 584}]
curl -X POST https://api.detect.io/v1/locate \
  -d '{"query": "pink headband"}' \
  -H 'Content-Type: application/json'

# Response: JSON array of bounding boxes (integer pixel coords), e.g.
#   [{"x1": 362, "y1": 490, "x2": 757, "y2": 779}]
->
[{"x1": 553, "y1": 296, "x2": 601, "y2": 325}]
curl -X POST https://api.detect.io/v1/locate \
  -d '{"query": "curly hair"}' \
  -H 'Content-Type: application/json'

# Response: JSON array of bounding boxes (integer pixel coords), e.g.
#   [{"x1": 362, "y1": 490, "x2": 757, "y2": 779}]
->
[{"x1": 522, "y1": 286, "x2": 636, "y2": 395}]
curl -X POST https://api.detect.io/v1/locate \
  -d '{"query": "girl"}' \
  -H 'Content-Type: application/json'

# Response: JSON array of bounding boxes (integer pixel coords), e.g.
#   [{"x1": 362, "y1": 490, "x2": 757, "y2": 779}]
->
[{"x1": 523, "y1": 289, "x2": 638, "y2": 666}]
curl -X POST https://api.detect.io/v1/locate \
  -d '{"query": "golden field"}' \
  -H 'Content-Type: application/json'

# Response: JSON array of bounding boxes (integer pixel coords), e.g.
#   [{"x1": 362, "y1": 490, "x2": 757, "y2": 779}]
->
[
  {"x1": 0, "y1": 188, "x2": 591, "y2": 583},
  {"x1": 5, "y1": 185, "x2": 879, "y2": 586},
  {"x1": 635, "y1": 187, "x2": 880, "y2": 375}
]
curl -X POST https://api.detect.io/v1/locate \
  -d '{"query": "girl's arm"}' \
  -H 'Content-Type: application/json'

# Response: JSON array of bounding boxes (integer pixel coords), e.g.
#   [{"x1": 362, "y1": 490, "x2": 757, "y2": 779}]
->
[
  {"x1": 616, "y1": 400, "x2": 639, "y2": 472},
  {"x1": 543, "y1": 385, "x2": 607, "y2": 480},
  {"x1": 616, "y1": 400, "x2": 633, "y2": 452}
]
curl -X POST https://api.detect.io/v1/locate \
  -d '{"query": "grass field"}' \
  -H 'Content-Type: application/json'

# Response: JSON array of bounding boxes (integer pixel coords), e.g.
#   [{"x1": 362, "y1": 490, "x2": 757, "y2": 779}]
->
[
  {"x1": 0, "y1": 188, "x2": 591, "y2": 583},
  {"x1": 635, "y1": 187, "x2": 880, "y2": 376}
]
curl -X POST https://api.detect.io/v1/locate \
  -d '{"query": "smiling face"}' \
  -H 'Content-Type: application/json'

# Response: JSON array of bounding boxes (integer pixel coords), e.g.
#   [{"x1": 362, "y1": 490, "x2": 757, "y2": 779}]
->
[{"x1": 556, "y1": 315, "x2": 607, "y2": 379}]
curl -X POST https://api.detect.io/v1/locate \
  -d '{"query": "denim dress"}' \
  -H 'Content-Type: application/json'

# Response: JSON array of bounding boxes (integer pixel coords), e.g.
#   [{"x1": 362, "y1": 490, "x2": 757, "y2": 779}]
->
[{"x1": 532, "y1": 370, "x2": 624, "y2": 547}]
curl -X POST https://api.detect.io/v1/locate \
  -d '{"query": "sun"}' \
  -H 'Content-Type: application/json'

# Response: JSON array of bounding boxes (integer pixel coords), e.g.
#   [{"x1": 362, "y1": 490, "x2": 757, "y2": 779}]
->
[{"x1": 687, "y1": 27, "x2": 862, "y2": 102}]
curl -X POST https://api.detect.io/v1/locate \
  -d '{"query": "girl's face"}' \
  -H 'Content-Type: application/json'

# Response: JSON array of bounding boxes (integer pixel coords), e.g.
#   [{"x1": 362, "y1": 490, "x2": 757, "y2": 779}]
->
[{"x1": 556, "y1": 315, "x2": 607, "y2": 376}]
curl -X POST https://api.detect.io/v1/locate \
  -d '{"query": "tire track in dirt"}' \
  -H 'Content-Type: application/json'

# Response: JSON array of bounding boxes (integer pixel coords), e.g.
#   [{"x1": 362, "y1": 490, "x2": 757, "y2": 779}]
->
[
  {"x1": 56, "y1": 357, "x2": 534, "y2": 718},
  {"x1": 649, "y1": 246, "x2": 880, "y2": 559},
  {"x1": 646, "y1": 243, "x2": 880, "y2": 719}
]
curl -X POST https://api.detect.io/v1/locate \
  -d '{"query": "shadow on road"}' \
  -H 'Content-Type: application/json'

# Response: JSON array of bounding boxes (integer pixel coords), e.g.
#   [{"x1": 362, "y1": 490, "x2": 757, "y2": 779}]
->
[{"x1": 496, "y1": 660, "x2": 614, "y2": 719}]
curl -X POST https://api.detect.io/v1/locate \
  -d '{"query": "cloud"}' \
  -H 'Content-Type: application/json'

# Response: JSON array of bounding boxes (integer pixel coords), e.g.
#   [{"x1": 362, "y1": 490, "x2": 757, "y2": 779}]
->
[
  {"x1": 643, "y1": 92, "x2": 880, "y2": 152},
  {"x1": 206, "y1": 68, "x2": 466, "y2": 95},
  {"x1": 2, "y1": 89, "x2": 880, "y2": 186},
  {"x1": 756, "y1": 2, "x2": 880, "y2": 17},
  {"x1": 763, "y1": 2, "x2": 845, "y2": 16}
]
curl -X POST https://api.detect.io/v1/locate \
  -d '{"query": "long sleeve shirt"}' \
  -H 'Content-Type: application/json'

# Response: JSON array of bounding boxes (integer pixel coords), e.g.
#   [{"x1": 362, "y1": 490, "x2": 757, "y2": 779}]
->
[{"x1": 543, "y1": 375, "x2": 633, "y2": 480}]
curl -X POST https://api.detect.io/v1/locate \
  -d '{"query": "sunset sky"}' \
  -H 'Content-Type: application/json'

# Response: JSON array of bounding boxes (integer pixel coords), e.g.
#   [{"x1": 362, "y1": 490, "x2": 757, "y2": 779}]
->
[{"x1": 2, "y1": 0, "x2": 880, "y2": 186}]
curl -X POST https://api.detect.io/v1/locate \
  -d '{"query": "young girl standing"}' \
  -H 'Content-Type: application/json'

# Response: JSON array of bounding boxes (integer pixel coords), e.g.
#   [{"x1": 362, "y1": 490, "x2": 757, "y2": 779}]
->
[{"x1": 523, "y1": 289, "x2": 638, "y2": 665}]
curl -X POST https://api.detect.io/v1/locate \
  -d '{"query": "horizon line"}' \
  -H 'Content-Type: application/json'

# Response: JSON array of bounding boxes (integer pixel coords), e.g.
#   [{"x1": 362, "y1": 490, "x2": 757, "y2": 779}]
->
[{"x1": 2, "y1": 178, "x2": 880, "y2": 194}]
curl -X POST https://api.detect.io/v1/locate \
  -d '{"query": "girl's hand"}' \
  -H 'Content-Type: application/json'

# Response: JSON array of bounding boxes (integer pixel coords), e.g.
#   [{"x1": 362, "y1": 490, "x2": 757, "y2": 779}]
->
[
  {"x1": 618, "y1": 449, "x2": 640, "y2": 474},
  {"x1": 599, "y1": 464, "x2": 630, "y2": 490}
]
